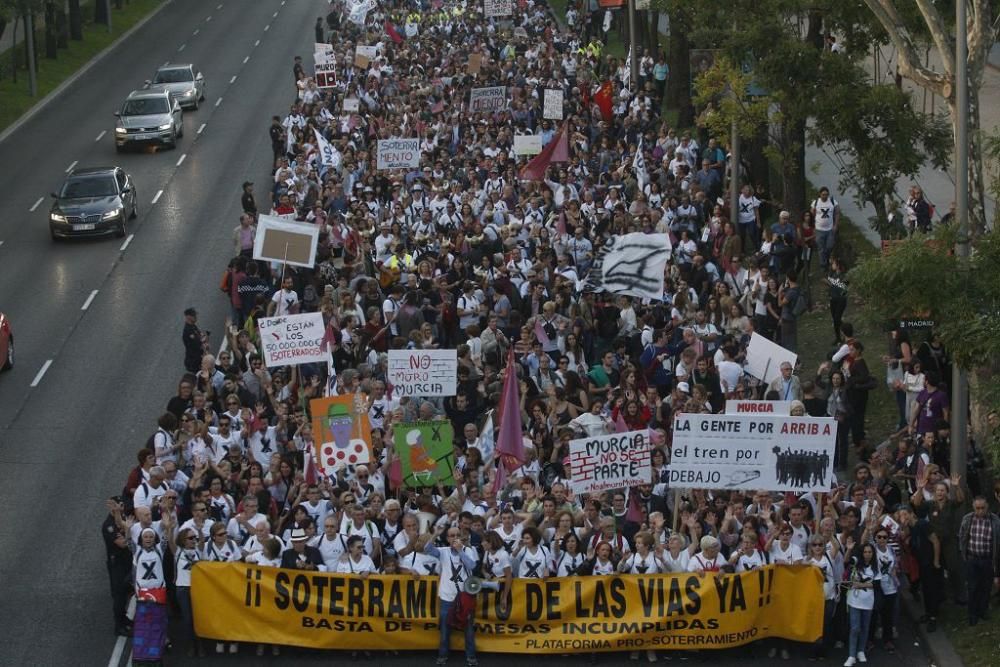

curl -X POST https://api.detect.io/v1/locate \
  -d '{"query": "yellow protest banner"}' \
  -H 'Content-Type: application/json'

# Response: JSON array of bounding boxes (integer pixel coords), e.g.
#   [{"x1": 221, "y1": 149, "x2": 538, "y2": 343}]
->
[{"x1": 192, "y1": 563, "x2": 823, "y2": 652}]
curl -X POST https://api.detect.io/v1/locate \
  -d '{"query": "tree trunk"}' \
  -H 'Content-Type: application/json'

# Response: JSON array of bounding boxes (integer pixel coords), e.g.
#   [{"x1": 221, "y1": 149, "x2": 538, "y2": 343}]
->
[
  {"x1": 95, "y1": 0, "x2": 109, "y2": 26},
  {"x1": 967, "y1": 91, "x2": 988, "y2": 236},
  {"x1": 68, "y1": 0, "x2": 83, "y2": 40},
  {"x1": 780, "y1": 111, "x2": 807, "y2": 223},
  {"x1": 56, "y1": 7, "x2": 69, "y2": 49},
  {"x1": 0, "y1": 19, "x2": 7, "y2": 47},
  {"x1": 45, "y1": 3, "x2": 58, "y2": 59},
  {"x1": 11, "y1": 16, "x2": 18, "y2": 84},
  {"x1": 665, "y1": 7, "x2": 693, "y2": 126}
]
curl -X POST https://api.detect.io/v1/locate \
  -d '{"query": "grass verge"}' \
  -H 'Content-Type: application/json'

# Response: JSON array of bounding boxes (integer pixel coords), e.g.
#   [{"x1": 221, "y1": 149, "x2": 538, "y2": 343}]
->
[
  {"x1": 936, "y1": 600, "x2": 1000, "y2": 667},
  {"x1": 0, "y1": 0, "x2": 162, "y2": 132}
]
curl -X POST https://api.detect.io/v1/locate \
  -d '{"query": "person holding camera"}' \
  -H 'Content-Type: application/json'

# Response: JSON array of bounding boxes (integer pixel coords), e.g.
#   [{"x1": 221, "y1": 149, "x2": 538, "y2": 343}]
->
[{"x1": 425, "y1": 525, "x2": 481, "y2": 667}]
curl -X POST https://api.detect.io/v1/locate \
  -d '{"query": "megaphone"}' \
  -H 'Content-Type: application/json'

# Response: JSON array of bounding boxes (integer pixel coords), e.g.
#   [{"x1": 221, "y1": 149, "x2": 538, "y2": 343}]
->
[{"x1": 463, "y1": 577, "x2": 483, "y2": 595}]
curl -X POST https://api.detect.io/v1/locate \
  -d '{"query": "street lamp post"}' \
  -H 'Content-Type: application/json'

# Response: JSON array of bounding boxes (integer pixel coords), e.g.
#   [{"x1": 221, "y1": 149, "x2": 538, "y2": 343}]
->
[{"x1": 952, "y1": 0, "x2": 969, "y2": 478}]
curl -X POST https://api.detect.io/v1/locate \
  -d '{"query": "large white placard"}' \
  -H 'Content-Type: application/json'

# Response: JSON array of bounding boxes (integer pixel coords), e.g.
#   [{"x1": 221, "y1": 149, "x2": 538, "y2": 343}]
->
[
  {"x1": 567, "y1": 430, "x2": 651, "y2": 495},
  {"x1": 725, "y1": 400, "x2": 792, "y2": 416},
  {"x1": 258, "y1": 313, "x2": 326, "y2": 368},
  {"x1": 745, "y1": 332, "x2": 798, "y2": 384},
  {"x1": 252, "y1": 215, "x2": 320, "y2": 268},
  {"x1": 583, "y1": 233, "x2": 672, "y2": 300},
  {"x1": 388, "y1": 349, "x2": 457, "y2": 397},
  {"x1": 343, "y1": 98, "x2": 360, "y2": 112},
  {"x1": 668, "y1": 414, "x2": 836, "y2": 492},
  {"x1": 314, "y1": 50, "x2": 334, "y2": 66},
  {"x1": 543, "y1": 88, "x2": 564, "y2": 120},
  {"x1": 512, "y1": 134, "x2": 542, "y2": 155},
  {"x1": 377, "y1": 139, "x2": 421, "y2": 170},
  {"x1": 483, "y1": 0, "x2": 513, "y2": 17},
  {"x1": 469, "y1": 86, "x2": 507, "y2": 113}
]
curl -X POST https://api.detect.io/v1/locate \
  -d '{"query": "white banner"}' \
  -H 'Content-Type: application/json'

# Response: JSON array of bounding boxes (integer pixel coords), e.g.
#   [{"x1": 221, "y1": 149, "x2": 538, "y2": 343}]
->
[
  {"x1": 469, "y1": 86, "x2": 507, "y2": 113},
  {"x1": 314, "y1": 62, "x2": 337, "y2": 89},
  {"x1": 483, "y1": 0, "x2": 513, "y2": 17},
  {"x1": 313, "y1": 129, "x2": 341, "y2": 169},
  {"x1": 387, "y1": 349, "x2": 457, "y2": 397},
  {"x1": 258, "y1": 313, "x2": 327, "y2": 368},
  {"x1": 315, "y1": 42, "x2": 333, "y2": 54},
  {"x1": 313, "y1": 51, "x2": 334, "y2": 66},
  {"x1": 745, "y1": 332, "x2": 798, "y2": 384},
  {"x1": 343, "y1": 97, "x2": 360, "y2": 112},
  {"x1": 567, "y1": 431, "x2": 652, "y2": 495},
  {"x1": 633, "y1": 138, "x2": 648, "y2": 190},
  {"x1": 512, "y1": 134, "x2": 542, "y2": 155},
  {"x1": 376, "y1": 139, "x2": 421, "y2": 170},
  {"x1": 583, "y1": 233, "x2": 672, "y2": 300},
  {"x1": 725, "y1": 400, "x2": 792, "y2": 416},
  {"x1": 543, "y1": 88, "x2": 564, "y2": 120},
  {"x1": 355, "y1": 45, "x2": 378, "y2": 60},
  {"x1": 668, "y1": 414, "x2": 836, "y2": 492}
]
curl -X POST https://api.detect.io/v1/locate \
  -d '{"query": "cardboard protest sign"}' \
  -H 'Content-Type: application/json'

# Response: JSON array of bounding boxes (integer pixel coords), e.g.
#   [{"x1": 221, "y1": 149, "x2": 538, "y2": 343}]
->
[
  {"x1": 745, "y1": 333, "x2": 797, "y2": 384},
  {"x1": 543, "y1": 88, "x2": 564, "y2": 120},
  {"x1": 567, "y1": 431, "x2": 651, "y2": 494},
  {"x1": 314, "y1": 62, "x2": 337, "y2": 89},
  {"x1": 354, "y1": 45, "x2": 377, "y2": 69},
  {"x1": 258, "y1": 313, "x2": 326, "y2": 368},
  {"x1": 668, "y1": 414, "x2": 836, "y2": 492},
  {"x1": 343, "y1": 98, "x2": 360, "y2": 112},
  {"x1": 310, "y1": 394, "x2": 372, "y2": 473},
  {"x1": 467, "y1": 53, "x2": 483, "y2": 75},
  {"x1": 512, "y1": 134, "x2": 542, "y2": 155},
  {"x1": 252, "y1": 215, "x2": 320, "y2": 268},
  {"x1": 387, "y1": 349, "x2": 457, "y2": 396},
  {"x1": 483, "y1": 0, "x2": 513, "y2": 17},
  {"x1": 394, "y1": 421, "x2": 456, "y2": 487},
  {"x1": 469, "y1": 86, "x2": 507, "y2": 113},
  {"x1": 376, "y1": 139, "x2": 421, "y2": 170},
  {"x1": 725, "y1": 400, "x2": 792, "y2": 416}
]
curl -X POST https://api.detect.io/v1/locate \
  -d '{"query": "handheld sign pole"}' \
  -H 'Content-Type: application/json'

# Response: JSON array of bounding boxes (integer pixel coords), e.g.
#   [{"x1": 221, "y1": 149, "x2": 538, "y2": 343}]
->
[
  {"x1": 671, "y1": 488, "x2": 681, "y2": 533},
  {"x1": 280, "y1": 242, "x2": 289, "y2": 284}
]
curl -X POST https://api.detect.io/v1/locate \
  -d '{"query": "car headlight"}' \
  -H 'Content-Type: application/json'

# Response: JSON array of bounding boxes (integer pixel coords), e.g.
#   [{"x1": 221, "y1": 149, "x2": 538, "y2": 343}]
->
[
  {"x1": 115, "y1": 127, "x2": 127, "y2": 134},
  {"x1": 101, "y1": 208, "x2": 124, "y2": 220},
  {"x1": 158, "y1": 123, "x2": 172, "y2": 130},
  {"x1": 50, "y1": 213, "x2": 67, "y2": 222}
]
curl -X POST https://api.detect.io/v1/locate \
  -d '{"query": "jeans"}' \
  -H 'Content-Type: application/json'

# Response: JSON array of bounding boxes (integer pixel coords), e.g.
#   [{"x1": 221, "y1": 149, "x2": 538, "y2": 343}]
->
[
  {"x1": 814, "y1": 598, "x2": 837, "y2": 656},
  {"x1": 966, "y1": 557, "x2": 993, "y2": 622},
  {"x1": 829, "y1": 295, "x2": 847, "y2": 341},
  {"x1": 438, "y1": 598, "x2": 476, "y2": 660},
  {"x1": 878, "y1": 591, "x2": 897, "y2": 643},
  {"x1": 848, "y1": 606, "x2": 873, "y2": 657},
  {"x1": 816, "y1": 229, "x2": 835, "y2": 267},
  {"x1": 176, "y1": 586, "x2": 198, "y2": 646}
]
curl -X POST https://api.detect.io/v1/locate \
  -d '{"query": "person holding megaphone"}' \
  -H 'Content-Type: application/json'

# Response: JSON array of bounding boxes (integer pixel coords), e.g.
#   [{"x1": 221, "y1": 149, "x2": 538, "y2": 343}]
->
[{"x1": 425, "y1": 524, "x2": 482, "y2": 667}]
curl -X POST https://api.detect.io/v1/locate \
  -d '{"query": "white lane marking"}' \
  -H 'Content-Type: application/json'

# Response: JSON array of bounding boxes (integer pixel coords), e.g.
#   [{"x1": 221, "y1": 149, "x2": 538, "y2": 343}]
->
[
  {"x1": 281, "y1": 0, "x2": 286, "y2": 5},
  {"x1": 176, "y1": 153, "x2": 187, "y2": 167},
  {"x1": 264, "y1": 24, "x2": 270, "y2": 31},
  {"x1": 30, "y1": 360, "x2": 53, "y2": 387},
  {"x1": 0, "y1": 241, "x2": 5, "y2": 248},
  {"x1": 243, "y1": 55, "x2": 249, "y2": 64},
  {"x1": 229, "y1": 75, "x2": 237, "y2": 83},
  {"x1": 254, "y1": 39, "x2": 260, "y2": 47},
  {"x1": 65, "y1": 160, "x2": 78, "y2": 173},
  {"x1": 81, "y1": 290, "x2": 99, "y2": 311},
  {"x1": 193, "y1": 28, "x2": 199, "y2": 36},
  {"x1": 178, "y1": 43, "x2": 186, "y2": 52},
  {"x1": 206, "y1": 15, "x2": 212, "y2": 22},
  {"x1": 217, "y1": 3, "x2": 223, "y2": 9},
  {"x1": 162, "y1": 60, "x2": 169, "y2": 66},
  {"x1": 120, "y1": 234, "x2": 134, "y2": 252},
  {"x1": 273, "y1": 11, "x2": 278, "y2": 17},
  {"x1": 197, "y1": 123, "x2": 206, "y2": 134},
  {"x1": 151, "y1": 189, "x2": 163, "y2": 205},
  {"x1": 95, "y1": 130, "x2": 106, "y2": 142},
  {"x1": 29, "y1": 197, "x2": 44, "y2": 212},
  {"x1": 106, "y1": 598, "x2": 136, "y2": 667},
  {"x1": 215, "y1": 97, "x2": 222, "y2": 107}
]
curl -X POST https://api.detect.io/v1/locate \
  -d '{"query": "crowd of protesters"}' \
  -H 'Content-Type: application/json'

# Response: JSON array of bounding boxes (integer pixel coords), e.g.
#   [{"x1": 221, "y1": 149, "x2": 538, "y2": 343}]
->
[{"x1": 102, "y1": 0, "x2": 1000, "y2": 664}]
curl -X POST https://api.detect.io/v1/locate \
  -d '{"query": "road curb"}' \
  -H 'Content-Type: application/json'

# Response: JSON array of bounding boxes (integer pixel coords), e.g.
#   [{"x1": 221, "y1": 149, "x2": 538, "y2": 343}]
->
[
  {"x1": 0, "y1": 0, "x2": 174, "y2": 147},
  {"x1": 900, "y1": 590, "x2": 965, "y2": 667}
]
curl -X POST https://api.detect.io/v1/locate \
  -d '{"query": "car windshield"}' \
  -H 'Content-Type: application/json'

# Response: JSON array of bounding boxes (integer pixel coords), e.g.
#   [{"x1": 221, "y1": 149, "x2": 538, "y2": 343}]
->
[
  {"x1": 153, "y1": 68, "x2": 193, "y2": 84},
  {"x1": 121, "y1": 98, "x2": 169, "y2": 115},
  {"x1": 60, "y1": 176, "x2": 117, "y2": 198}
]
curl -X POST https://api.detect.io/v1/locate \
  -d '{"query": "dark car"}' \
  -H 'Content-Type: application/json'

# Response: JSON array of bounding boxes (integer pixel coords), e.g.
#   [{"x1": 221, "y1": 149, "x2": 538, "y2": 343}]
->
[
  {"x1": 0, "y1": 311, "x2": 12, "y2": 371},
  {"x1": 49, "y1": 167, "x2": 138, "y2": 240}
]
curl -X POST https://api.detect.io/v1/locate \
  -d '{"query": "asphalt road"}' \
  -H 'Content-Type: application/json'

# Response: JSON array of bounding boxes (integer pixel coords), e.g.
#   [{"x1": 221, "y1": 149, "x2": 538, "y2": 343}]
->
[
  {"x1": 0, "y1": 0, "x2": 315, "y2": 664},
  {"x1": 0, "y1": 2, "x2": 938, "y2": 667}
]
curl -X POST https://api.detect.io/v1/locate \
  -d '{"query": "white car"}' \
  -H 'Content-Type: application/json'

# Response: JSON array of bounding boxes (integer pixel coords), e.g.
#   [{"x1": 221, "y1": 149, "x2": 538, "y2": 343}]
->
[{"x1": 144, "y1": 63, "x2": 206, "y2": 110}]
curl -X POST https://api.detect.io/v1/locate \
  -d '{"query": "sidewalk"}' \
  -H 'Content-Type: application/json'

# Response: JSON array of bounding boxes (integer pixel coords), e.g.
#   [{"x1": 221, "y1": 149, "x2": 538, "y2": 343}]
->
[{"x1": 806, "y1": 43, "x2": 1000, "y2": 247}]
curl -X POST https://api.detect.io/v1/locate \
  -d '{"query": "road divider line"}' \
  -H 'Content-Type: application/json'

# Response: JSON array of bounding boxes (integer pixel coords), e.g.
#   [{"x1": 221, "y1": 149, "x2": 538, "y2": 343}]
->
[
  {"x1": 217, "y1": 3, "x2": 223, "y2": 8},
  {"x1": 193, "y1": 28, "x2": 199, "y2": 36},
  {"x1": 206, "y1": 15, "x2": 212, "y2": 22},
  {"x1": 264, "y1": 24, "x2": 270, "y2": 31},
  {"x1": 95, "y1": 130, "x2": 106, "y2": 142},
  {"x1": 215, "y1": 97, "x2": 223, "y2": 107},
  {"x1": 29, "y1": 197, "x2": 44, "y2": 212},
  {"x1": 176, "y1": 153, "x2": 187, "y2": 167},
  {"x1": 243, "y1": 55, "x2": 249, "y2": 64},
  {"x1": 254, "y1": 39, "x2": 260, "y2": 47},
  {"x1": 30, "y1": 360, "x2": 53, "y2": 387},
  {"x1": 229, "y1": 75, "x2": 237, "y2": 84},
  {"x1": 65, "y1": 160, "x2": 78, "y2": 173},
  {"x1": 178, "y1": 43, "x2": 186, "y2": 52},
  {"x1": 151, "y1": 189, "x2": 163, "y2": 205},
  {"x1": 162, "y1": 60, "x2": 169, "y2": 66},
  {"x1": 273, "y1": 11, "x2": 278, "y2": 17},
  {"x1": 81, "y1": 290, "x2": 99, "y2": 311},
  {"x1": 197, "y1": 123, "x2": 206, "y2": 134},
  {"x1": 0, "y1": 241, "x2": 5, "y2": 248},
  {"x1": 106, "y1": 598, "x2": 136, "y2": 667},
  {"x1": 120, "y1": 234, "x2": 135, "y2": 252}
]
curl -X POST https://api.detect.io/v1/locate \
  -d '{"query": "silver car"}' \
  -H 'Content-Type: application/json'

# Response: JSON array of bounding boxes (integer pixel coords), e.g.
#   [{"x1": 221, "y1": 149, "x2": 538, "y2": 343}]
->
[
  {"x1": 144, "y1": 63, "x2": 206, "y2": 110},
  {"x1": 114, "y1": 90, "x2": 183, "y2": 152}
]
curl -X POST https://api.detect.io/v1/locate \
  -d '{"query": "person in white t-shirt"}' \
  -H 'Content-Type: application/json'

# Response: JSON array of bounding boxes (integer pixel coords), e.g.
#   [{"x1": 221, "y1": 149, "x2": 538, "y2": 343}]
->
[
  {"x1": 767, "y1": 523, "x2": 804, "y2": 564},
  {"x1": 731, "y1": 534, "x2": 768, "y2": 572},
  {"x1": 844, "y1": 542, "x2": 880, "y2": 666},
  {"x1": 268, "y1": 275, "x2": 300, "y2": 316},
  {"x1": 425, "y1": 526, "x2": 480, "y2": 665},
  {"x1": 736, "y1": 184, "x2": 762, "y2": 250},
  {"x1": 688, "y1": 535, "x2": 728, "y2": 574},
  {"x1": 806, "y1": 537, "x2": 839, "y2": 660},
  {"x1": 872, "y1": 528, "x2": 899, "y2": 653},
  {"x1": 336, "y1": 535, "x2": 377, "y2": 575}
]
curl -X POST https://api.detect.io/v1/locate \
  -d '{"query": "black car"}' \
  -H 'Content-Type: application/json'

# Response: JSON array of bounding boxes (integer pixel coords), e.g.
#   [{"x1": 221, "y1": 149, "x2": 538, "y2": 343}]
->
[{"x1": 49, "y1": 167, "x2": 138, "y2": 240}]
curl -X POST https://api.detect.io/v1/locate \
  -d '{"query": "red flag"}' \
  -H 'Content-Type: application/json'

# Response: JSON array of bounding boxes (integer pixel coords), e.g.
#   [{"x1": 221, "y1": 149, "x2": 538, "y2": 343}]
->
[
  {"x1": 384, "y1": 20, "x2": 404, "y2": 45},
  {"x1": 556, "y1": 211, "x2": 567, "y2": 235},
  {"x1": 533, "y1": 317, "x2": 550, "y2": 346},
  {"x1": 519, "y1": 122, "x2": 569, "y2": 181},
  {"x1": 625, "y1": 488, "x2": 645, "y2": 523},
  {"x1": 491, "y1": 457, "x2": 508, "y2": 494},
  {"x1": 593, "y1": 81, "x2": 614, "y2": 122},
  {"x1": 615, "y1": 409, "x2": 629, "y2": 433},
  {"x1": 304, "y1": 443, "x2": 318, "y2": 485},
  {"x1": 495, "y1": 348, "x2": 525, "y2": 472},
  {"x1": 388, "y1": 456, "x2": 403, "y2": 489}
]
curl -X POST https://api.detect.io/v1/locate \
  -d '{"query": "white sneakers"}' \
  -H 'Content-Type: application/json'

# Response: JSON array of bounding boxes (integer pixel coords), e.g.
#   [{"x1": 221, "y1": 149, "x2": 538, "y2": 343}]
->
[
  {"x1": 843, "y1": 658, "x2": 856, "y2": 667},
  {"x1": 857, "y1": 652, "x2": 867, "y2": 663},
  {"x1": 843, "y1": 652, "x2": 867, "y2": 667}
]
